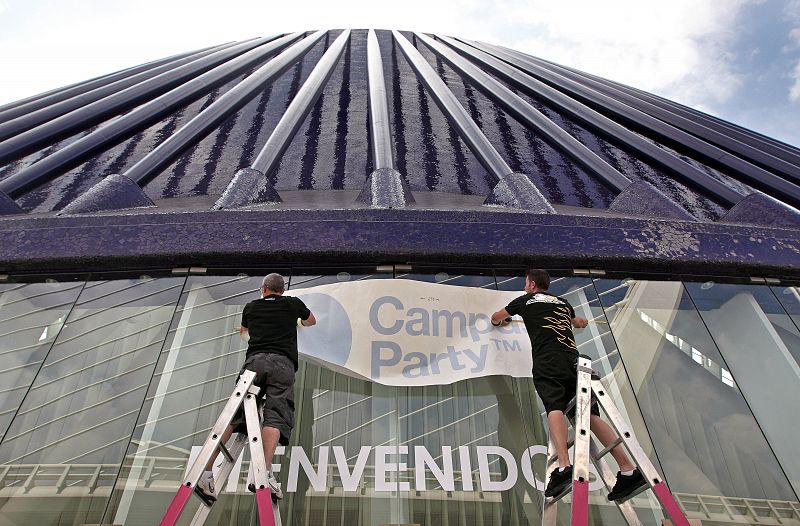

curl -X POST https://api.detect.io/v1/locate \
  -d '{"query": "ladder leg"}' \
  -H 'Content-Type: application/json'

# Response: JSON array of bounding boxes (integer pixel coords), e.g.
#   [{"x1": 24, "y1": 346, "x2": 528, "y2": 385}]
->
[
  {"x1": 651, "y1": 483, "x2": 691, "y2": 526},
  {"x1": 244, "y1": 389, "x2": 277, "y2": 526},
  {"x1": 570, "y1": 355, "x2": 593, "y2": 526},
  {"x1": 160, "y1": 485, "x2": 194, "y2": 526},
  {"x1": 159, "y1": 370, "x2": 257, "y2": 526},
  {"x1": 189, "y1": 434, "x2": 248, "y2": 526},
  {"x1": 541, "y1": 430, "x2": 561, "y2": 526},
  {"x1": 591, "y1": 379, "x2": 691, "y2": 526}
]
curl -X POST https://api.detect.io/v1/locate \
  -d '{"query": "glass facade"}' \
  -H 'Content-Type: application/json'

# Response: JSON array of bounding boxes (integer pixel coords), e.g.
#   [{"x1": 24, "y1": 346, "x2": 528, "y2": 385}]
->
[{"x1": 0, "y1": 271, "x2": 797, "y2": 525}]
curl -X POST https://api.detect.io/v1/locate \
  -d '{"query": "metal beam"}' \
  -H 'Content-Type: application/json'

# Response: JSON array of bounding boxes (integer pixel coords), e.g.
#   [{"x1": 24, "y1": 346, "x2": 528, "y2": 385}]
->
[
  {"x1": 524, "y1": 53, "x2": 800, "y2": 181},
  {"x1": 367, "y1": 29, "x2": 394, "y2": 170},
  {"x1": 394, "y1": 31, "x2": 553, "y2": 212},
  {"x1": 0, "y1": 37, "x2": 276, "y2": 165},
  {"x1": 469, "y1": 40, "x2": 800, "y2": 208},
  {"x1": 418, "y1": 32, "x2": 630, "y2": 193},
  {"x1": 0, "y1": 41, "x2": 247, "y2": 142},
  {"x1": 440, "y1": 35, "x2": 743, "y2": 207},
  {"x1": 0, "y1": 33, "x2": 303, "y2": 199},
  {"x1": 250, "y1": 30, "x2": 351, "y2": 175},
  {"x1": 0, "y1": 45, "x2": 222, "y2": 123},
  {"x1": 124, "y1": 31, "x2": 328, "y2": 186},
  {"x1": 538, "y1": 58, "x2": 800, "y2": 169},
  {"x1": 392, "y1": 31, "x2": 513, "y2": 182}
]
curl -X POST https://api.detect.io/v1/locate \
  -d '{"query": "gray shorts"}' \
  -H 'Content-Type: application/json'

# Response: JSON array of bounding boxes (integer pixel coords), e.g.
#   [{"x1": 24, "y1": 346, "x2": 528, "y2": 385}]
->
[{"x1": 231, "y1": 353, "x2": 296, "y2": 445}]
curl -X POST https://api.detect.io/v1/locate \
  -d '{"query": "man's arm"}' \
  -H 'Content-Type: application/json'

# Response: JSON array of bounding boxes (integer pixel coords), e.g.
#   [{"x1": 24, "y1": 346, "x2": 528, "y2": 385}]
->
[
  {"x1": 571, "y1": 316, "x2": 588, "y2": 329},
  {"x1": 562, "y1": 297, "x2": 587, "y2": 329},
  {"x1": 299, "y1": 312, "x2": 316, "y2": 327},
  {"x1": 491, "y1": 308, "x2": 512, "y2": 327},
  {"x1": 239, "y1": 303, "x2": 249, "y2": 341},
  {"x1": 294, "y1": 297, "x2": 316, "y2": 327}
]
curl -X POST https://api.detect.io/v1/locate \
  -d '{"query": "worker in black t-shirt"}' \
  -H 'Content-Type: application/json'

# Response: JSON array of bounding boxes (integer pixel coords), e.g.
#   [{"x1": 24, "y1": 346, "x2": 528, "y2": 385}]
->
[
  {"x1": 491, "y1": 269, "x2": 645, "y2": 501},
  {"x1": 195, "y1": 273, "x2": 315, "y2": 504}
]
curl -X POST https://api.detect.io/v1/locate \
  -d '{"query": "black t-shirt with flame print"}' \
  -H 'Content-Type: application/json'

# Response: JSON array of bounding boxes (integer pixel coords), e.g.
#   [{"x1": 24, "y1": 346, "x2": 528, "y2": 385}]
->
[{"x1": 505, "y1": 291, "x2": 578, "y2": 359}]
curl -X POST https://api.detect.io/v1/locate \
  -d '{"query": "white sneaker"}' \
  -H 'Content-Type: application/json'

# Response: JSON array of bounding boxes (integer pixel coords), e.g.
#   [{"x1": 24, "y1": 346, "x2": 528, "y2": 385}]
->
[
  {"x1": 195, "y1": 473, "x2": 217, "y2": 504},
  {"x1": 249, "y1": 473, "x2": 283, "y2": 500},
  {"x1": 268, "y1": 473, "x2": 283, "y2": 500}
]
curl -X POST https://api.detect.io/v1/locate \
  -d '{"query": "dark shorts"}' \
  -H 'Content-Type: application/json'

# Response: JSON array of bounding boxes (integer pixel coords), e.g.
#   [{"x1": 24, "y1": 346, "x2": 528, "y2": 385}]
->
[
  {"x1": 231, "y1": 353, "x2": 296, "y2": 446},
  {"x1": 533, "y1": 351, "x2": 599, "y2": 418}
]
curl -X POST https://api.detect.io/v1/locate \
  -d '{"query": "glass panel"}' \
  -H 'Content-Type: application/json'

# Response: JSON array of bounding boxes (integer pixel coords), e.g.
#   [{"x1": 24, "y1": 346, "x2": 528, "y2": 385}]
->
[
  {"x1": 772, "y1": 285, "x2": 800, "y2": 366},
  {"x1": 685, "y1": 282, "x2": 800, "y2": 499},
  {"x1": 594, "y1": 278, "x2": 796, "y2": 516},
  {"x1": 396, "y1": 272, "x2": 513, "y2": 524},
  {"x1": 0, "y1": 277, "x2": 184, "y2": 525},
  {"x1": 105, "y1": 270, "x2": 401, "y2": 525},
  {"x1": 288, "y1": 362, "x2": 398, "y2": 525},
  {"x1": 289, "y1": 267, "x2": 391, "y2": 289},
  {"x1": 0, "y1": 281, "x2": 84, "y2": 440},
  {"x1": 400, "y1": 376, "x2": 549, "y2": 525},
  {"x1": 103, "y1": 275, "x2": 259, "y2": 525},
  {"x1": 396, "y1": 267, "x2": 496, "y2": 288},
  {"x1": 287, "y1": 270, "x2": 399, "y2": 525}
]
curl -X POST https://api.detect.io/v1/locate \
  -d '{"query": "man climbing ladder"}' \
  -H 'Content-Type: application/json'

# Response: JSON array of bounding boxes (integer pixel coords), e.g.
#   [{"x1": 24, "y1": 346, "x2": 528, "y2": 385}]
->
[
  {"x1": 160, "y1": 274, "x2": 315, "y2": 526},
  {"x1": 490, "y1": 269, "x2": 647, "y2": 501},
  {"x1": 196, "y1": 273, "x2": 315, "y2": 503},
  {"x1": 491, "y1": 269, "x2": 691, "y2": 525}
]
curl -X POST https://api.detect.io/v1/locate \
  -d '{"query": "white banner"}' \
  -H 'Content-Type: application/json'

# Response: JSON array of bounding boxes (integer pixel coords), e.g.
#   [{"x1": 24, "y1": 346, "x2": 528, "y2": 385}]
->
[{"x1": 293, "y1": 280, "x2": 532, "y2": 386}]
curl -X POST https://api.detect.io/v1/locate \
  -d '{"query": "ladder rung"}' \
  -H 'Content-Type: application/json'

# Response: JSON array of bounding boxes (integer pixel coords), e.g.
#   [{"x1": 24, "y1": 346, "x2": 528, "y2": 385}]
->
[
  {"x1": 615, "y1": 481, "x2": 651, "y2": 503},
  {"x1": 548, "y1": 485, "x2": 573, "y2": 503},
  {"x1": 547, "y1": 438, "x2": 575, "y2": 464},
  {"x1": 593, "y1": 437, "x2": 623, "y2": 460},
  {"x1": 218, "y1": 443, "x2": 234, "y2": 463}
]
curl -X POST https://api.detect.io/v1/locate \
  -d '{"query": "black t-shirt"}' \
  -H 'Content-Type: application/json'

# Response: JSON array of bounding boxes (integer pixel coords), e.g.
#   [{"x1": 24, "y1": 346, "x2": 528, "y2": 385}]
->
[
  {"x1": 241, "y1": 294, "x2": 311, "y2": 369},
  {"x1": 505, "y1": 291, "x2": 578, "y2": 359}
]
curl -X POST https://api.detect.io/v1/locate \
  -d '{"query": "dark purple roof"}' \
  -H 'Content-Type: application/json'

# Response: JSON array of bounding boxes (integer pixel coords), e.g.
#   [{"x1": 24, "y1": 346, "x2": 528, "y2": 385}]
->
[{"x1": 0, "y1": 30, "x2": 798, "y2": 279}]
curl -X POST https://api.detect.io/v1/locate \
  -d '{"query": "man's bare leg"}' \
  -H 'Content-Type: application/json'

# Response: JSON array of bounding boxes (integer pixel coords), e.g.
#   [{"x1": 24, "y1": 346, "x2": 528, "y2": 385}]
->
[
  {"x1": 204, "y1": 424, "x2": 236, "y2": 471},
  {"x1": 195, "y1": 424, "x2": 236, "y2": 501},
  {"x1": 589, "y1": 415, "x2": 635, "y2": 471},
  {"x1": 547, "y1": 410, "x2": 572, "y2": 468},
  {"x1": 262, "y1": 426, "x2": 281, "y2": 469},
  {"x1": 262, "y1": 426, "x2": 283, "y2": 496}
]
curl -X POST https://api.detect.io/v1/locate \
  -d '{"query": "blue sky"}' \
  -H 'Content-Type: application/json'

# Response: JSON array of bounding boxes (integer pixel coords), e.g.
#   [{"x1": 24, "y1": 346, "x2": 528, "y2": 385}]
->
[
  {"x1": 1, "y1": 0, "x2": 799, "y2": 147},
  {"x1": 716, "y1": 1, "x2": 800, "y2": 145}
]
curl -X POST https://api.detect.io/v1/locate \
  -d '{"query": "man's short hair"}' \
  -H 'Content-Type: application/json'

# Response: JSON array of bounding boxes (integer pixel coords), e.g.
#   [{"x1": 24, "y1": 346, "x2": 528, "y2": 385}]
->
[
  {"x1": 526, "y1": 269, "x2": 550, "y2": 290},
  {"x1": 262, "y1": 273, "x2": 285, "y2": 293}
]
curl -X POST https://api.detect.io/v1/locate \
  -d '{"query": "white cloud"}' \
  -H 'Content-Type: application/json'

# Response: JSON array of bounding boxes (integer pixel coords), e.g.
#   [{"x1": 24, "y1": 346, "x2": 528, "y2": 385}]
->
[
  {"x1": 781, "y1": 1, "x2": 800, "y2": 102},
  {"x1": 790, "y1": 60, "x2": 800, "y2": 101},
  {"x1": 782, "y1": 28, "x2": 800, "y2": 52},
  {"x1": 0, "y1": 0, "x2": 502, "y2": 104},
  {"x1": 0, "y1": 0, "x2": 763, "y2": 118},
  {"x1": 477, "y1": 0, "x2": 755, "y2": 114},
  {"x1": 784, "y1": 0, "x2": 800, "y2": 22}
]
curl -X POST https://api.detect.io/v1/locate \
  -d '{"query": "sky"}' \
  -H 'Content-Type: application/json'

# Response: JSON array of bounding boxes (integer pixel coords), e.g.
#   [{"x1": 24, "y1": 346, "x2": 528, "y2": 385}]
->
[{"x1": 1, "y1": 0, "x2": 799, "y2": 147}]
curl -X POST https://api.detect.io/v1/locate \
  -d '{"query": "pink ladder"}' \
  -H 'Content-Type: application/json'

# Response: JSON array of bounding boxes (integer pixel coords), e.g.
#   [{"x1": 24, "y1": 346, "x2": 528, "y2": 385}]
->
[
  {"x1": 542, "y1": 355, "x2": 691, "y2": 526},
  {"x1": 159, "y1": 369, "x2": 281, "y2": 526}
]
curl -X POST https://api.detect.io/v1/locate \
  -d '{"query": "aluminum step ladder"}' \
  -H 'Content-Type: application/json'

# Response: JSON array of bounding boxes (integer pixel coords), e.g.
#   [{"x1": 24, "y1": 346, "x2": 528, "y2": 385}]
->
[
  {"x1": 159, "y1": 369, "x2": 282, "y2": 526},
  {"x1": 542, "y1": 355, "x2": 690, "y2": 526}
]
